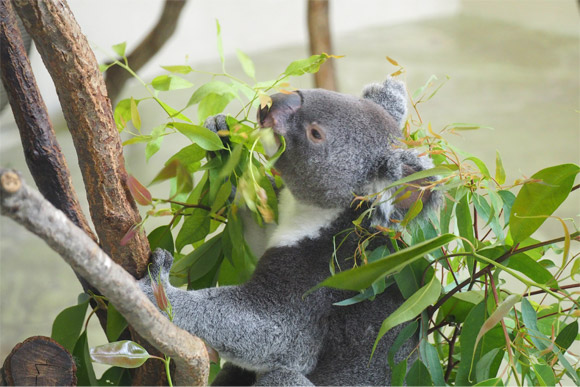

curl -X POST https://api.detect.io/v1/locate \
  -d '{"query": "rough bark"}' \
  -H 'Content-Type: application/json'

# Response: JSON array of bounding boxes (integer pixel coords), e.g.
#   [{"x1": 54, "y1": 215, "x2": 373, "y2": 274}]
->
[
  {"x1": 0, "y1": 0, "x2": 96, "y2": 241},
  {"x1": 105, "y1": 0, "x2": 188, "y2": 102},
  {"x1": 307, "y1": 0, "x2": 337, "y2": 90},
  {"x1": 0, "y1": 170, "x2": 210, "y2": 386},
  {"x1": 12, "y1": 0, "x2": 150, "y2": 278},
  {"x1": 1, "y1": 336, "x2": 76, "y2": 386}
]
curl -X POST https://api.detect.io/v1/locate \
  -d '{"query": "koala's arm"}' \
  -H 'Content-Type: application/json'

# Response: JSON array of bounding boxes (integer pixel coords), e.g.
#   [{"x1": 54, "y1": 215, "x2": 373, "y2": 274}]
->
[{"x1": 140, "y1": 249, "x2": 323, "y2": 378}]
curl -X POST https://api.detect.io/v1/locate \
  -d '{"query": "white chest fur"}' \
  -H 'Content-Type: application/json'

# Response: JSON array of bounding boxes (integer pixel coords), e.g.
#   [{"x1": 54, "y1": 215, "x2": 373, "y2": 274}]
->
[{"x1": 267, "y1": 188, "x2": 342, "y2": 248}]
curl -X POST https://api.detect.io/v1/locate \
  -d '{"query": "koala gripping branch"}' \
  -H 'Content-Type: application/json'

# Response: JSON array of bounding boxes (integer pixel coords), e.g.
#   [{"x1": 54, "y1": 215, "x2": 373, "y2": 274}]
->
[{"x1": 0, "y1": 169, "x2": 210, "y2": 386}]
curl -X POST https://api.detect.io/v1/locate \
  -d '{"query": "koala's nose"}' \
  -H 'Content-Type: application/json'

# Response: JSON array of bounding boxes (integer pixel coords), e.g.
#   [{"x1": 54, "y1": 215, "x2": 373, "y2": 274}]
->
[{"x1": 257, "y1": 92, "x2": 302, "y2": 134}]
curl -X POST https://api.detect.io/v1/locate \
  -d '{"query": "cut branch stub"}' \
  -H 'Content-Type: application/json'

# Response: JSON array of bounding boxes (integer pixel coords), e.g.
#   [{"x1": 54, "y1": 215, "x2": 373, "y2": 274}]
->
[{"x1": 12, "y1": 0, "x2": 150, "y2": 277}]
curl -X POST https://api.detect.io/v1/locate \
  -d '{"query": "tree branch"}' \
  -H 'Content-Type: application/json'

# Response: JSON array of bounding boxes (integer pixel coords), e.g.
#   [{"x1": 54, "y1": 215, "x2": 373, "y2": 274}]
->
[
  {"x1": 105, "y1": 0, "x2": 188, "y2": 102},
  {"x1": 307, "y1": 0, "x2": 337, "y2": 90},
  {"x1": 0, "y1": 169, "x2": 210, "y2": 386},
  {"x1": 0, "y1": 0, "x2": 95, "y2": 241},
  {"x1": 13, "y1": 0, "x2": 150, "y2": 278}
]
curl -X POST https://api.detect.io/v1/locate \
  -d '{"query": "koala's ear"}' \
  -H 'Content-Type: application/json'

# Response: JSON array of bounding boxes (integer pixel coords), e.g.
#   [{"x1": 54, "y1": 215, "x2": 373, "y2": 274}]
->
[
  {"x1": 369, "y1": 149, "x2": 440, "y2": 227},
  {"x1": 362, "y1": 77, "x2": 408, "y2": 129}
]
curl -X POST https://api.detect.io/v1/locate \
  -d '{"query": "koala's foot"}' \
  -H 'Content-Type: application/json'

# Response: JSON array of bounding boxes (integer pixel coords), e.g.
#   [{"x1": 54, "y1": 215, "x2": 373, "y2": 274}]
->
[
  {"x1": 139, "y1": 248, "x2": 174, "y2": 297},
  {"x1": 204, "y1": 114, "x2": 230, "y2": 146}
]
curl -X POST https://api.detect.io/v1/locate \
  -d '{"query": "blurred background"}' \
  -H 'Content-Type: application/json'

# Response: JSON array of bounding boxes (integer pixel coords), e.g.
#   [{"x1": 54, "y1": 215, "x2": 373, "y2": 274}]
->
[{"x1": 1, "y1": 0, "x2": 578, "y2": 363}]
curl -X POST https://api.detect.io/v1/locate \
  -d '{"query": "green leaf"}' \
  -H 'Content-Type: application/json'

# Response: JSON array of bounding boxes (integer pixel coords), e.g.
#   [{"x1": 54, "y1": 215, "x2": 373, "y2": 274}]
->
[
  {"x1": 495, "y1": 151, "x2": 506, "y2": 184},
  {"x1": 456, "y1": 194, "x2": 475, "y2": 252},
  {"x1": 570, "y1": 256, "x2": 580, "y2": 280},
  {"x1": 497, "y1": 190, "x2": 516, "y2": 225},
  {"x1": 236, "y1": 49, "x2": 256, "y2": 79},
  {"x1": 423, "y1": 341, "x2": 445, "y2": 386},
  {"x1": 148, "y1": 225, "x2": 175, "y2": 252},
  {"x1": 219, "y1": 143, "x2": 244, "y2": 179},
  {"x1": 532, "y1": 363, "x2": 556, "y2": 386},
  {"x1": 312, "y1": 234, "x2": 457, "y2": 293},
  {"x1": 90, "y1": 340, "x2": 150, "y2": 369},
  {"x1": 466, "y1": 156, "x2": 491, "y2": 178},
  {"x1": 388, "y1": 320, "x2": 418, "y2": 367},
  {"x1": 506, "y1": 253, "x2": 553, "y2": 284},
  {"x1": 175, "y1": 208, "x2": 210, "y2": 251},
  {"x1": 106, "y1": 303, "x2": 128, "y2": 342},
  {"x1": 473, "y1": 294, "x2": 521, "y2": 358},
  {"x1": 130, "y1": 97, "x2": 141, "y2": 130},
  {"x1": 186, "y1": 81, "x2": 236, "y2": 108},
  {"x1": 555, "y1": 320, "x2": 578, "y2": 352},
  {"x1": 509, "y1": 164, "x2": 579, "y2": 243},
  {"x1": 283, "y1": 54, "x2": 333, "y2": 77},
  {"x1": 161, "y1": 65, "x2": 193, "y2": 74},
  {"x1": 198, "y1": 93, "x2": 235, "y2": 123},
  {"x1": 455, "y1": 302, "x2": 485, "y2": 385},
  {"x1": 436, "y1": 291, "x2": 484, "y2": 324},
  {"x1": 154, "y1": 97, "x2": 192, "y2": 123},
  {"x1": 373, "y1": 275, "x2": 441, "y2": 356},
  {"x1": 385, "y1": 166, "x2": 455, "y2": 191},
  {"x1": 474, "y1": 377, "x2": 504, "y2": 386},
  {"x1": 167, "y1": 144, "x2": 206, "y2": 173},
  {"x1": 391, "y1": 360, "x2": 408, "y2": 386},
  {"x1": 73, "y1": 330, "x2": 98, "y2": 386},
  {"x1": 112, "y1": 42, "x2": 127, "y2": 57},
  {"x1": 151, "y1": 74, "x2": 194, "y2": 91},
  {"x1": 51, "y1": 294, "x2": 90, "y2": 352},
  {"x1": 114, "y1": 98, "x2": 132, "y2": 131},
  {"x1": 475, "y1": 348, "x2": 501, "y2": 383},
  {"x1": 405, "y1": 359, "x2": 433, "y2": 386},
  {"x1": 145, "y1": 125, "x2": 165, "y2": 161},
  {"x1": 171, "y1": 123, "x2": 225, "y2": 151}
]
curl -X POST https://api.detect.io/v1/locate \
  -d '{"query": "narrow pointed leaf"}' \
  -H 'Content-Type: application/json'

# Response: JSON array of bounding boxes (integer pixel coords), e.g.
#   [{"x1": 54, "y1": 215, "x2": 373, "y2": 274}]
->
[
  {"x1": 473, "y1": 294, "x2": 521, "y2": 357},
  {"x1": 373, "y1": 275, "x2": 441, "y2": 356},
  {"x1": 495, "y1": 151, "x2": 506, "y2": 184},
  {"x1": 312, "y1": 234, "x2": 457, "y2": 293}
]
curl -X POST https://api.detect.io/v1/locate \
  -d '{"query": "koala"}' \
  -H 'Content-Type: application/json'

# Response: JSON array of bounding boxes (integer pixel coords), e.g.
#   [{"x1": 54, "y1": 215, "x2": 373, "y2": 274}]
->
[{"x1": 140, "y1": 77, "x2": 438, "y2": 386}]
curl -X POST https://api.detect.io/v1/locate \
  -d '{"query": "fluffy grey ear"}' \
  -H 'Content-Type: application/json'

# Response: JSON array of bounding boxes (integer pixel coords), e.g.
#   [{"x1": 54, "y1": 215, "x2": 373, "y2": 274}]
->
[
  {"x1": 362, "y1": 77, "x2": 408, "y2": 129},
  {"x1": 366, "y1": 149, "x2": 439, "y2": 228}
]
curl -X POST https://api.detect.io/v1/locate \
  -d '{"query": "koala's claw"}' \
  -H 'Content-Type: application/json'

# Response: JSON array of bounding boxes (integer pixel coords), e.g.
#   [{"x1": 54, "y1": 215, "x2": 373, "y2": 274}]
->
[
  {"x1": 148, "y1": 248, "x2": 173, "y2": 282},
  {"x1": 203, "y1": 113, "x2": 228, "y2": 132}
]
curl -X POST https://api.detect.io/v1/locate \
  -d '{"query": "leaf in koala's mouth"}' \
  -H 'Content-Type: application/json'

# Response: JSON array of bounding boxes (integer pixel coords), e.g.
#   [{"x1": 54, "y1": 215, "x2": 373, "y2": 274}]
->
[{"x1": 260, "y1": 127, "x2": 283, "y2": 157}]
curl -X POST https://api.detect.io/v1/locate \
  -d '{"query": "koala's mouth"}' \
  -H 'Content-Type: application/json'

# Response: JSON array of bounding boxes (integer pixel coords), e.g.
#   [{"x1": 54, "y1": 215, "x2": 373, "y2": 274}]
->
[{"x1": 257, "y1": 91, "x2": 302, "y2": 134}]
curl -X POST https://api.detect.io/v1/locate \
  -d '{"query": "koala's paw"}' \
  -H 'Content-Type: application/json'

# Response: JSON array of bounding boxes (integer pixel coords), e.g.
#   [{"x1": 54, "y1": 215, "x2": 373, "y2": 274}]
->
[
  {"x1": 139, "y1": 248, "x2": 173, "y2": 295},
  {"x1": 204, "y1": 114, "x2": 230, "y2": 145}
]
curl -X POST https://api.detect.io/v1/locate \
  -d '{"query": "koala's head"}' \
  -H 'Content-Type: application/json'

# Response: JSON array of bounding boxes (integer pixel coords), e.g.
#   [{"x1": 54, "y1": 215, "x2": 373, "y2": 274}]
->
[{"x1": 258, "y1": 77, "x2": 435, "y2": 223}]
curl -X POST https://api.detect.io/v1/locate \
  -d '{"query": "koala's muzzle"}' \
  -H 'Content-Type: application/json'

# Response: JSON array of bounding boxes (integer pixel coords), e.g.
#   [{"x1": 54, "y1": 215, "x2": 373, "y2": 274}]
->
[{"x1": 257, "y1": 92, "x2": 302, "y2": 135}]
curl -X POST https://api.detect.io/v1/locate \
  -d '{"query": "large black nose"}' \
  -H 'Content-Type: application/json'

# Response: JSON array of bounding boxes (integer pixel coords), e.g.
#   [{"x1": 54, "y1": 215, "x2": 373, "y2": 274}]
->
[{"x1": 257, "y1": 92, "x2": 302, "y2": 134}]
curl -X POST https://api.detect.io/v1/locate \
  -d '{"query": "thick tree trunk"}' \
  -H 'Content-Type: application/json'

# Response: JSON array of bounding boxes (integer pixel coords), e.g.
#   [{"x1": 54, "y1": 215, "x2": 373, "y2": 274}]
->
[
  {"x1": 0, "y1": 0, "x2": 96, "y2": 241},
  {"x1": 12, "y1": 0, "x2": 150, "y2": 278},
  {"x1": 105, "y1": 0, "x2": 188, "y2": 102},
  {"x1": 307, "y1": 0, "x2": 337, "y2": 90}
]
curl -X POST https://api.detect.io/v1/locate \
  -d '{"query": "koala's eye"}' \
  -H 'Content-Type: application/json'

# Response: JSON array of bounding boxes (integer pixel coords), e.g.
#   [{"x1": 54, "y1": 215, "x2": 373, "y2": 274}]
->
[{"x1": 306, "y1": 123, "x2": 326, "y2": 144}]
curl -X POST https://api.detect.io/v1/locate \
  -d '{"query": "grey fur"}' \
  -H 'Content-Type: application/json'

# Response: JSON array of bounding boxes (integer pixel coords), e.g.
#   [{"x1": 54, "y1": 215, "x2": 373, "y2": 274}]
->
[{"x1": 140, "y1": 77, "x2": 437, "y2": 385}]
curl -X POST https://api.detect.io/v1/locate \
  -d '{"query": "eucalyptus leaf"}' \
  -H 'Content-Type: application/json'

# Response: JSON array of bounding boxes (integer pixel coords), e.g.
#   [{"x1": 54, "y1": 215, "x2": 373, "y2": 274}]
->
[
  {"x1": 373, "y1": 275, "x2": 441, "y2": 356},
  {"x1": 90, "y1": 340, "x2": 150, "y2": 369},
  {"x1": 509, "y1": 164, "x2": 579, "y2": 243},
  {"x1": 51, "y1": 294, "x2": 90, "y2": 352},
  {"x1": 311, "y1": 234, "x2": 456, "y2": 293}
]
